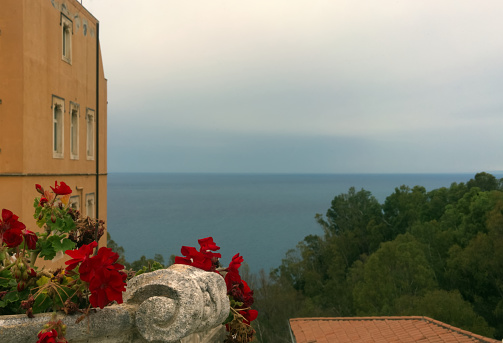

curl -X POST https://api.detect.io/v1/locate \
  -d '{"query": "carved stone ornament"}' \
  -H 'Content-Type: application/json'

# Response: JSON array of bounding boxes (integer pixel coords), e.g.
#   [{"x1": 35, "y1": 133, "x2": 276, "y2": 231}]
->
[{"x1": 0, "y1": 264, "x2": 230, "y2": 343}]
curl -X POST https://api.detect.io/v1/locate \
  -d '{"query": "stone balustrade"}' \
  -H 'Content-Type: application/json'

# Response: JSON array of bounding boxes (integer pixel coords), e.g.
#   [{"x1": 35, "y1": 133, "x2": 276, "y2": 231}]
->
[{"x1": 0, "y1": 264, "x2": 230, "y2": 343}]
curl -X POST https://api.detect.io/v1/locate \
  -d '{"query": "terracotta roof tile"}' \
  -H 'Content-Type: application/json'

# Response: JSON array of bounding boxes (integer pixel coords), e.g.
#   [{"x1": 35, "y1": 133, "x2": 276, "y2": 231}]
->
[{"x1": 289, "y1": 317, "x2": 500, "y2": 343}]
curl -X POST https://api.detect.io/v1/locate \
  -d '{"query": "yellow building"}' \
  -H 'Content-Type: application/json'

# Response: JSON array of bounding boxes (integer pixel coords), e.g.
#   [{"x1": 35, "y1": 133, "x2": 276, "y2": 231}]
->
[{"x1": 0, "y1": 0, "x2": 107, "y2": 258}]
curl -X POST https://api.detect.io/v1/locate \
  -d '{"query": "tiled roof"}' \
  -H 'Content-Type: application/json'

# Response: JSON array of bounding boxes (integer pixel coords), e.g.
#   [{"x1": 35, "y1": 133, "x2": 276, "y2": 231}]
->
[{"x1": 289, "y1": 317, "x2": 500, "y2": 343}]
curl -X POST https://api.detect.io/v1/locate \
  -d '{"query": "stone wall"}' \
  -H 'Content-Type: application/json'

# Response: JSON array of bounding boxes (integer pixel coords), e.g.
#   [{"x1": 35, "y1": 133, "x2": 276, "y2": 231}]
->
[{"x1": 0, "y1": 265, "x2": 230, "y2": 343}]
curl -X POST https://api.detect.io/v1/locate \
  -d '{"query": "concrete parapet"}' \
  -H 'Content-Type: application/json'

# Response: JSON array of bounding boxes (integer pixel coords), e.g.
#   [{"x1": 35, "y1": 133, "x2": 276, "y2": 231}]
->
[{"x1": 0, "y1": 265, "x2": 230, "y2": 343}]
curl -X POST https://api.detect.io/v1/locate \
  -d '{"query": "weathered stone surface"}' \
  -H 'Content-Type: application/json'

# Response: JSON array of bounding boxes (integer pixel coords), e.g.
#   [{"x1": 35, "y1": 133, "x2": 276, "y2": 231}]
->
[
  {"x1": 124, "y1": 264, "x2": 230, "y2": 342},
  {"x1": 0, "y1": 265, "x2": 230, "y2": 343}
]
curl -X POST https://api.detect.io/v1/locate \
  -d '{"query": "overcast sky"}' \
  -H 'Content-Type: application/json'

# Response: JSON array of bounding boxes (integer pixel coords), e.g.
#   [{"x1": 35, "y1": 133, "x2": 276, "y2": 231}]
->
[{"x1": 84, "y1": 0, "x2": 503, "y2": 174}]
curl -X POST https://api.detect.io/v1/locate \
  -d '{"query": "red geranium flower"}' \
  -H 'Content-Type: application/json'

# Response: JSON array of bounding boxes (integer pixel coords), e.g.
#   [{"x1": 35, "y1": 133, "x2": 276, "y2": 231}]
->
[
  {"x1": 36, "y1": 329, "x2": 58, "y2": 343},
  {"x1": 80, "y1": 247, "x2": 124, "y2": 282},
  {"x1": 225, "y1": 253, "x2": 244, "y2": 291},
  {"x1": 65, "y1": 241, "x2": 97, "y2": 272},
  {"x1": 88, "y1": 268, "x2": 127, "y2": 309},
  {"x1": 39, "y1": 197, "x2": 49, "y2": 207},
  {"x1": 228, "y1": 253, "x2": 243, "y2": 270},
  {"x1": 175, "y1": 237, "x2": 222, "y2": 272},
  {"x1": 50, "y1": 181, "x2": 72, "y2": 195},
  {"x1": 179, "y1": 246, "x2": 214, "y2": 270},
  {"x1": 198, "y1": 237, "x2": 220, "y2": 252},
  {"x1": 241, "y1": 309, "x2": 258, "y2": 324},
  {"x1": 3, "y1": 228, "x2": 23, "y2": 248},
  {"x1": 22, "y1": 229, "x2": 38, "y2": 250},
  {"x1": 230, "y1": 280, "x2": 254, "y2": 308},
  {"x1": 0, "y1": 209, "x2": 26, "y2": 234},
  {"x1": 92, "y1": 247, "x2": 123, "y2": 271},
  {"x1": 85, "y1": 246, "x2": 123, "y2": 278}
]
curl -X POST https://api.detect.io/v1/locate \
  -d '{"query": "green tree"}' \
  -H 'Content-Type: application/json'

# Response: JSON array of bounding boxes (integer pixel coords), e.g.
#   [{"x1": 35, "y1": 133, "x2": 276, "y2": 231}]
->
[
  {"x1": 107, "y1": 232, "x2": 126, "y2": 265},
  {"x1": 351, "y1": 233, "x2": 437, "y2": 315},
  {"x1": 395, "y1": 290, "x2": 494, "y2": 338},
  {"x1": 126, "y1": 254, "x2": 166, "y2": 271},
  {"x1": 467, "y1": 172, "x2": 500, "y2": 192},
  {"x1": 446, "y1": 198, "x2": 503, "y2": 337},
  {"x1": 383, "y1": 185, "x2": 427, "y2": 236}
]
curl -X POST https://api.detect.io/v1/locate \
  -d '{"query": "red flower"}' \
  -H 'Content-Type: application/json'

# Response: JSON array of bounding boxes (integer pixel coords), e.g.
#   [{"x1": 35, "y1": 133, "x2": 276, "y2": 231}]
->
[
  {"x1": 92, "y1": 247, "x2": 123, "y2": 271},
  {"x1": 65, "y1": 241, "x2": 97, "y2": 272},
  {"x1": 174, "y1": 237, "x2": 221, "y2": 272},
  {"x1": 225, "y1": 253, "x2": 244, "y2": 291},
  {"x1": 198, "y1": 237, "x2": 220, "y2": 252},
  {"x1": 39, "y1": 197, "x2": 49, "y2": 207},
  {"x1": 50, "y1": 181, "x2": 72, "y2": 195},
  {"x1": 80, "y1": 247, "x2": 124, "y2": 282},
  {"x1": 3, "y1": 228, "x2": 23, "y2": 247},
  {"x1": 36, "y1": 329, "x2": 58, "y2": 343},
  {"x1": 0, "y1": 209, "x2": 26, "y2": 234},
  {"x1": 36, "y1": 329, "x2": 67, "y2": 343},
  {"x1": 176, "y1": 246, "x2": 213, "y2": 271},
  {"x1": 230, "y1": 280, "x2": 254, "y2": 308},
  {"x1": 241, "y1": 309, "x2": 258, "y2": 324},
  {"x1": 22, "y1": 229, "x2": 38, "y2": 250},
  {"x1": 228, "y1": 253, "x2": 243, "y2": 270},
  {"x1": 88, "y1": 268, "x2": 127, "y2": 309}
]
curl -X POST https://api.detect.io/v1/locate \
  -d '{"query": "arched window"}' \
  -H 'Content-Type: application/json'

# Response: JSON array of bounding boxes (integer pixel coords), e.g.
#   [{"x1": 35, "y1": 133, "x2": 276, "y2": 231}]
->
[{"x1": 61, "y1": 14, "x2": 72, "y2": 63}]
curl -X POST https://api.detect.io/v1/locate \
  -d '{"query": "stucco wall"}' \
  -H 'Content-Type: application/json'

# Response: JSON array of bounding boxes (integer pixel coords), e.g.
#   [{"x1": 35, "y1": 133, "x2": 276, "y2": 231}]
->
[{"x1": 0, "y1": 0, "x2": 108, "y2": 263}]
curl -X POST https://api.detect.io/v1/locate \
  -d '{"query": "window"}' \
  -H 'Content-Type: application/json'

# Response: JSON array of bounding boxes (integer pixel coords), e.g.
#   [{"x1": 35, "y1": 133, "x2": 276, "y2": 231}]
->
[
  {"x1": 69, "y1": 195, "x2": 80, "y2": 211},
  {"x1": 61, "y1": 14, "x2": 73, "y2": 64},
  {"x1": 52, "y1": 96, "x2": 64, "y2": 158},
  {"x1": 85, "y1": 193, "x2": 95, "y2": 218},
  {"x1": 86, "y1": 109, "x2": 95, "y2": 160},
  {"x1": 70, "y1": 102, "x2": 79, "y2": 159}
]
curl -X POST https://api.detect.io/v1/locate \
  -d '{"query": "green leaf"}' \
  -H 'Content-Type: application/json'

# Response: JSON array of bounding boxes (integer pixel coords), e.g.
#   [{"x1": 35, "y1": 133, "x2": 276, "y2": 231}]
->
[
  {"x1": 0, "y1": 269, "x2": 13, "y2": 287},
  {"x1": 222, "y1": 310, "x2": 234, "y2": 325},
  {"x1": 53, "y1": 286, "x2": 76, "y2": 309},
  {"x1": 63, "y1": 216, "x2": 76, "y2": 232},
  {"x1": 2, "y1": 291, "x2": 20, "y2": 303},
  {"x1": 37, "y1": 276, "x2": 51, "y2": 287},
  {"x1": 39, "y1": 237, "x2": 57, "y2": 260},
  {"x1": 33, "y1": 293, "x2": 53, "y2": 314},
  {"x1": 53, "y1": 238, "x2": 75, "y2": 253}
]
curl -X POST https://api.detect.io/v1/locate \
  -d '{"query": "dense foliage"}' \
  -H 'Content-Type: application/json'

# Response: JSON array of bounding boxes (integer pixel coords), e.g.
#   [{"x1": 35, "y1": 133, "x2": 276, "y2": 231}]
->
[
  {"x1": 251, "y1": 172, "x2": 503, "y2": 342},
  {"x1": 0, "y1": 182, "x2": 126, "y2": 343}
]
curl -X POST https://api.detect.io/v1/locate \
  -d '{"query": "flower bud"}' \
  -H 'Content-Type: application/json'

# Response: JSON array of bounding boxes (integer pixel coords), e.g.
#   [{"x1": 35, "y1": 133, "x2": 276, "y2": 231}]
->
[
  {"x1": 38, "y1": 212, "x2": 44, "y2": 220},
  {"x1": 35, "y1": 184, "x2": 45, "y2": 194},
  {"x1": 51, "y1": 214, "x2": 56, "y2": 223},
  {"x1": 29, "y1": 268, "x2": 37, "y2": 277},
  {"x1": 17, "y1": 281, "x2": 26, "y2": 291}
]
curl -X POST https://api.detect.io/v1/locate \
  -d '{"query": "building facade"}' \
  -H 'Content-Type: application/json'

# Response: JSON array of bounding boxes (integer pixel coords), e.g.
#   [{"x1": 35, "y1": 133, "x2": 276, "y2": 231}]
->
[{"x1": 0, "y1": 0, "x2": 107, "y2": 265}]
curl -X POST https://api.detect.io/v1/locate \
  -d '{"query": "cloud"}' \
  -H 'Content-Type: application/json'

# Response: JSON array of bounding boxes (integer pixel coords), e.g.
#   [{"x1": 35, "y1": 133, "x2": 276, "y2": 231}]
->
[{"x1": 85, "y1": 0, "x2": 503, "y2": 173}]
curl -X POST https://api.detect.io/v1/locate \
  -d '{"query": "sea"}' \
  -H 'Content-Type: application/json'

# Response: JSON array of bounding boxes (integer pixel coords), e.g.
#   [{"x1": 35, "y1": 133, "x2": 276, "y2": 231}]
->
[{"x1": 107, "y1": 173, "x2": 502, "y2": 273}]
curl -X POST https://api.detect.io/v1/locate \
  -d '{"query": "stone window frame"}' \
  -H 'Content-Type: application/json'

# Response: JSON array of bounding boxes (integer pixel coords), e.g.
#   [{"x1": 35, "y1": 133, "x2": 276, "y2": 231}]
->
[
  {"x1": 85, "y1": 193, "x2": 95, "y2": 218},
  {"x1": 86, "y1": 108, "x2": 95, "y2": 160},
  {"x1": 52, "y1": 95, "x2": 65, "y2": 159},
  {"x1": 61, "y1": 13, "x2": 73, "y2": 64},
  {"x1": 69, "y1": 102, "x2": 80, "y2": 160},
  {"x1": 69, "y1": 195, "x2": 80, "y2": 211}
]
